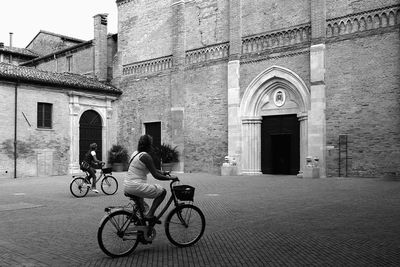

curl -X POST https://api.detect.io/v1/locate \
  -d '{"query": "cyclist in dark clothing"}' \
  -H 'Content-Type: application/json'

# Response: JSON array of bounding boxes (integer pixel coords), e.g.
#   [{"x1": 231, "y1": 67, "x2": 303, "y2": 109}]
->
[{"x1": 81, "y1": 143, "x2": 104, "y2": 193}]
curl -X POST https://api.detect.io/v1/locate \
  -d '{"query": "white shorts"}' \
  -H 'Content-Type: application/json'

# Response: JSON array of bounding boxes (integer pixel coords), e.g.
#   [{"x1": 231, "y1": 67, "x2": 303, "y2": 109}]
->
[{"x1": 124, "y1": 180, "x2": 164, "y2": 199}]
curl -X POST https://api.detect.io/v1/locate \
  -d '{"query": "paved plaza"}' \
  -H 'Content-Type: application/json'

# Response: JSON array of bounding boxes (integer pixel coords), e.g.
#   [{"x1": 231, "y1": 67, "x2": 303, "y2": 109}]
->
[{"x1": 0, "y1": 172, "x2": 400, "y2": 266}]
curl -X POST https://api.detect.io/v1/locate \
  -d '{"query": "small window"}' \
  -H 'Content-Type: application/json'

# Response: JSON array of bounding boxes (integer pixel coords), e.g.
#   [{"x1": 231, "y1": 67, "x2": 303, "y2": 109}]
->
[
  {"x1": 37, "y1": 103, "x2": 52, "y2": 128},
  {"x1": 66, "y1": 55, "x2": 73, "y2": 72}
]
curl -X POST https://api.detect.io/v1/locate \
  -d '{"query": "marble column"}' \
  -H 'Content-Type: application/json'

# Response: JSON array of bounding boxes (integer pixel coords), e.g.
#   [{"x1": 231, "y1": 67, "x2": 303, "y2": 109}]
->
[
  {"x1": 68, "y1": 94, "x2": 81, "y2": 174},
  {"x1": 241, "y1": 117, "x2": 262, "y2": 175},
  {"x1": 308, "y1": 43, "x2": 326, "y2": 178},
  {"x1": 297, "y1": 113, "x2": 308, "y2": 177}
]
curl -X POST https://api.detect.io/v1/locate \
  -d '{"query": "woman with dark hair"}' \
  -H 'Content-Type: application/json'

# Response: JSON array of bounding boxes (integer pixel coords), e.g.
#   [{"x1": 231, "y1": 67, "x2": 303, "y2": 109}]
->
[
  {"x1": 81, "y1": 143, "x2": 104, "y2": 194},
  {"x1": 124, "y1": 135, "x2": 178, "y2": 220}
]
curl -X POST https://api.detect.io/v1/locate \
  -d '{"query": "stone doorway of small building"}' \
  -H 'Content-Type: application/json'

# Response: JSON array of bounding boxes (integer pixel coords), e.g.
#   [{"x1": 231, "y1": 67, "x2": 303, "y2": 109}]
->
[
  {"x1": 145, "y1": 122, "x2": 161, "y2": 169},
  {"x1": 261, "y1": 114, "x2": 300, "y2": 175},
  {"x1": 79, "y1": 110, "x2": 103, "y2": 163}
]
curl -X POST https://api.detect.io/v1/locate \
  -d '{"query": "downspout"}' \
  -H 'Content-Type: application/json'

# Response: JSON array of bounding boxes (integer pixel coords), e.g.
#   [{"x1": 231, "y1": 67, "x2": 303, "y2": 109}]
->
[{"x1": 14, "y1": 81, "x2": 18, "y2": 178}]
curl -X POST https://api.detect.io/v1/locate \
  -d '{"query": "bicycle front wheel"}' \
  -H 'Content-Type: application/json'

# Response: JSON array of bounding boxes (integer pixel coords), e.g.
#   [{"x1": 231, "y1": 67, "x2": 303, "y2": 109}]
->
[
  {"x1": 101, "y1": 175, "x2": 118, "y2": 195},
  {"x1": 165, "y1": 204, "x2": 206, "y2": 247},
  {"x1": 97, "y1": 210, "x2": 140, "y2": 258},
  {"x1": 70, "y1": 177, "x2": 89, "y2": 198}
]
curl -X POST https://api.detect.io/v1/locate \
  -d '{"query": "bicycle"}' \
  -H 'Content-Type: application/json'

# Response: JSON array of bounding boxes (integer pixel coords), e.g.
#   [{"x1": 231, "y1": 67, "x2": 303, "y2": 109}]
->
[
  {"x1": 97, "y1": 174, "x2": 206, "y2": 257},
  {"x1": 70, "y1": 163, "x2": 118, "y2": 198}
]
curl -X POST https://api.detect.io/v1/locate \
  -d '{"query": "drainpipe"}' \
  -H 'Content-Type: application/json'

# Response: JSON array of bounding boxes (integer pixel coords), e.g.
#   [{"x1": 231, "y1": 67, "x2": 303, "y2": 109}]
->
[{"x1": 14, "y1": 81, "x2": 18, "y2": 178}]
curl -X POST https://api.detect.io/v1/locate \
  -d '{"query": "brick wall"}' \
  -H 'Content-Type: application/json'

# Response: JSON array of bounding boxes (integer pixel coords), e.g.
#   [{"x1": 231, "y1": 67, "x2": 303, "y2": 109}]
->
[
  {"x1": 118, "y1": 0, "x2": 173, "y2": 64},
  {"x1": 0, "y1": 82, "x2": 71, "y2": 177},
  {"x1": 184, "y1": 63, "x2": 228, "y2": 173},
  {"x1": 184, "y1": 0, "x2": 229, "y2": 50},
  {"x1": 326, "y1": 0, "x2": 400, "y2": 19},
  {"x1": 241, "y1": 0, "x2": 310, "y2": 37},
  {"x1": 116, "y1": 74, "x2": 172, "y2": 155},
  {"x1": 325, "y1": 30, "x2": 400, "y2": 177}
]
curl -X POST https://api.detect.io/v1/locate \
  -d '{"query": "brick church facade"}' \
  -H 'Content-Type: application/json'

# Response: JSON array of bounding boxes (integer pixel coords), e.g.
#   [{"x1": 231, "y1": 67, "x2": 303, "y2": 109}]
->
[{"x1": 113, "y1": 0, "x2": 399, "y2": 178}]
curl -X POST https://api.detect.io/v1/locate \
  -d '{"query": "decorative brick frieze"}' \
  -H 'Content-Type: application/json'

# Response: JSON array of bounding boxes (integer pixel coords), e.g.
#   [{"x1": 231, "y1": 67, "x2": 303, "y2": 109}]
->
[
  {"x1": 326, "y1": 5, "x2": 400, "y2": 38},
  {"x1": 241, "y1": 24, "x2": 311, "y2": 55},
  {"x1": 185, "y1": 42, "x2": 229, "y2": 65},
  {"x1": 122, "y1": 55, "x2": 173, "y2": 76}
]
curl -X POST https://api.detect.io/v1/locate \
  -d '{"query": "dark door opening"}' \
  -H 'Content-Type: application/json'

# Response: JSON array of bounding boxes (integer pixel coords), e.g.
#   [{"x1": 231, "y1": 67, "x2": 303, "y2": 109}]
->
[
  {"x1": 271, "y1": 134, "x2": 291, "y2": 174},
  {"x1": 79, "y1": 110, "x2": 102, "y2": 163},
  {"x1": 261, "y1": 115, "x2": 299, "y2": 175},
  {"x1": 145, "y1": 122, "x2": 161, "y2": 169}
]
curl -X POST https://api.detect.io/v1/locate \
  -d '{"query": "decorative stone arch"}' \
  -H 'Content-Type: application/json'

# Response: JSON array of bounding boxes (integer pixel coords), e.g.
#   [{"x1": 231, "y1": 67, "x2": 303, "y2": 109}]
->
[
  {"x1": 68, "y1": 92, "x2": 115, "y2": 174},
  {"x1": 239, "y1": 66, "x2": 310, "y2": 175}
]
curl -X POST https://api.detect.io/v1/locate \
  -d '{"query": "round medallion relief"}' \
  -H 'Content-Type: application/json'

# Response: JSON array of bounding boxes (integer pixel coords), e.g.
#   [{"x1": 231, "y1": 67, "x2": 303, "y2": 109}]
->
[{"x1": 273, "y1": 89, "x2": 286, "y2": 107}]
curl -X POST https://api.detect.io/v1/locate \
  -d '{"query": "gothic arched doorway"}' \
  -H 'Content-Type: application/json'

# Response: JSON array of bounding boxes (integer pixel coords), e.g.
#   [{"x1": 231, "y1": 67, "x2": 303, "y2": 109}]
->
[
  {"x1": 79, "y1": 110, "x2": 103, "y2": 163},
  {"x1": 239, "y1": 66, "x2": 310, "y2": 175}
]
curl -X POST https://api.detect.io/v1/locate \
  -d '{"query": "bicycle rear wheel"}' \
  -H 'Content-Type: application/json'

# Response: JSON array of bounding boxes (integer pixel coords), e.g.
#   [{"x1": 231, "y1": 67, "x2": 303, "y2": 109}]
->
[
  {"x1": 165, "y1": 204, "x2": 206, "y2": 247},
  {"x1": 101, "y1": 175, "x2": 118, "y2": 195},
  {"x1": 97, "y1": 210, "x2": 140, "y2": 257},
  {"x1": 70, "y1": 177, "x2": 89, "y2": 198}
]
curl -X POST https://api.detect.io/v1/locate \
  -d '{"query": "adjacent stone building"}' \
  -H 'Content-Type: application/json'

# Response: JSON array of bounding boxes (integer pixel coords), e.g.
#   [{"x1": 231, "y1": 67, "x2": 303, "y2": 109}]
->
[
  {"x1": 113, "y1": 0, "x2": 400, "y2": 178},
  {"x1": 0, "y1": 63, "x2": 121, "y2": 178},
  {"x1": 0, "y1": 14, "x2": 121, "y2": 178}
]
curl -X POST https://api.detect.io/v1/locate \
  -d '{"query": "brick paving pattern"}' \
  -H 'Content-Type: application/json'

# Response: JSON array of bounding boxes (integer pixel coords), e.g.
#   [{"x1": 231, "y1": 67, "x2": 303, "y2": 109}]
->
[{"x1": 0, "y1": 173, "x2": 400, "y2": 266}]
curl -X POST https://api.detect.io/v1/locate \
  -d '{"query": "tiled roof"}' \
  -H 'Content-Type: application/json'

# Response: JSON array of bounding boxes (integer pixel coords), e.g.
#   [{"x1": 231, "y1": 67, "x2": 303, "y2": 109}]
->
[
  {"x1": 0, "y1": 63, "x2": 121, "y2": 95},
  {"x1": 0, "y1": 46, "x2": 38, "y2": 57}
]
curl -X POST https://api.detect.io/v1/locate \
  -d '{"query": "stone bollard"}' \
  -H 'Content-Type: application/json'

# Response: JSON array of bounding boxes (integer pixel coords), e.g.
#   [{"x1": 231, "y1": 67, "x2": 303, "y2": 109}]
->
[
  {"x1": 221, "y1": 156, "x2": 238, "y2": 176},
  {"x1": 302, "y1": 156, "x2": 320, "y2": 178}
]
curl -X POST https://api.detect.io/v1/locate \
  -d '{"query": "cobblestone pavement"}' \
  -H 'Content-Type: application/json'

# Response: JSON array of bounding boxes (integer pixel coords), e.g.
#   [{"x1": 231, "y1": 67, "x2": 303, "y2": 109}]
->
[{"x1": 0, "y1": 172, "x2": 400, "y2": 266}]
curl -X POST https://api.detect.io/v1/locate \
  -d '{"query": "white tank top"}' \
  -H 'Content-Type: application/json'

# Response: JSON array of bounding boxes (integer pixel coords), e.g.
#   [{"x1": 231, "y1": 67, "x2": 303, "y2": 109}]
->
[{"x1": 124, "y1": 152, "x2": 149, "y2": 185}]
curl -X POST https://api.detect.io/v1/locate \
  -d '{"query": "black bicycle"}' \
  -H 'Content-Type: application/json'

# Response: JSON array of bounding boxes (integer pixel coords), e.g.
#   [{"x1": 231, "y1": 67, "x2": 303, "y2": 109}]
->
[
  {"x1": 70, "y1": 163, "x2": 118, "y2": 197},
  {"x1": 97, "y1": 175, "x2": 206, "y2": 257}
]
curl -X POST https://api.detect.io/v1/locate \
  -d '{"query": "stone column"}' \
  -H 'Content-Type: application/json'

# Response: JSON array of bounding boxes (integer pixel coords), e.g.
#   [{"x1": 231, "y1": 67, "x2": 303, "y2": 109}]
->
[
  {"x1": 105, "y1": 98, "x2": 113, "y2": 164},
  {"x1": 68, "y1": 94, "x2": 81, "y2": 174},
  {"x1": 308, "y1": 0, "x2": 327, "y2": 177},
  {"x1": 297, "y1": 113, "x2": 308, "y2": 177},
  {"x1": 241, "y1": 117, "x2": 262, "y2": 175},
  {"x1": 170, "y1": 0, "x2": 186, "y2": 172},
  {"x1": 227, "y1": 0, "x2": 242, "y2": 172}
]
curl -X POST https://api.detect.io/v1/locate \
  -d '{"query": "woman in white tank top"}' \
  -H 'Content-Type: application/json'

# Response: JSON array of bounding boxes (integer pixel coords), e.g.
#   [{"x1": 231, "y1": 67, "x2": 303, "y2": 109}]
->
[{"x1": 124, "y1": 135, "x2": 178, "y2": 220}]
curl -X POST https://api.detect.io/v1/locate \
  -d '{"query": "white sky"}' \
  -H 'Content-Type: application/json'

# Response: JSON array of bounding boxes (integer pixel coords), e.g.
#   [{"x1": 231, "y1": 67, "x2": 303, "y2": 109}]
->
[{"x1": 0, "y1": 0, "x2": 118, "y2": 48}]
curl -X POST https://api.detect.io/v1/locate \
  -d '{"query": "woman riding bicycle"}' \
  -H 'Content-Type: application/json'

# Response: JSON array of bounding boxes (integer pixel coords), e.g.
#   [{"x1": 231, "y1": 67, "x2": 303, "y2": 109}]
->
[{"x1": 124, "y1": 135, "x2": 178, "y2": 221}]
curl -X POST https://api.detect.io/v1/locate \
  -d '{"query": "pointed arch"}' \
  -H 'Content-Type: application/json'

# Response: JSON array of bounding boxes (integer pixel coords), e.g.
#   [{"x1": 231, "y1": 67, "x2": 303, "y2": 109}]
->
[{"x1": 240, "y1": 66, "x2": 310, "y2": 117}]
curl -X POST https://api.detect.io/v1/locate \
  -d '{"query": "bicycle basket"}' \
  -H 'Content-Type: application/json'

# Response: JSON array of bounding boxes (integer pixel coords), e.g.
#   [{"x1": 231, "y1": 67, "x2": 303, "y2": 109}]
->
[
  {"x1": 102, "y1": 167, "x2": 112, "y2": 174},
  {"x1": 173, "y1": 185, "x2": 195, "y2": 201}
]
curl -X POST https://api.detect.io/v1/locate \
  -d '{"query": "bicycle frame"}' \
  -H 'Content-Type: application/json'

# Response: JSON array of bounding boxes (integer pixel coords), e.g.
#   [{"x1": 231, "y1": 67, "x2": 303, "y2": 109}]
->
[
  {"x1": 82, "y1": 168, "x2": 106, "y2": 184},
  {"x1": 153, "y1": 180, "x2": 181, "y2": 222}
]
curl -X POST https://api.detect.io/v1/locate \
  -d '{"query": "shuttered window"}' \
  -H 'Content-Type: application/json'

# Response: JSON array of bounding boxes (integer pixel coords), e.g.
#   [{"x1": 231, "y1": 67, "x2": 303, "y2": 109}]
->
[{"x1": 37, "y1": 102, "x2": 52, "y2": 128}]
